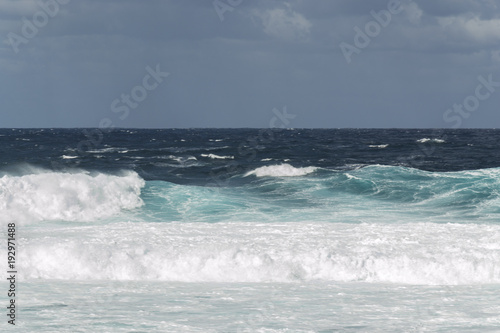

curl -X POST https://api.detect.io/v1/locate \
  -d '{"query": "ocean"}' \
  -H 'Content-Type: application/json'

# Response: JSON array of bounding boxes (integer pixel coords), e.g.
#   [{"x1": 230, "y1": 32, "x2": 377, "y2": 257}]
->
[{"x1": 1, "y1": 128, "x2": 500, "y2": 332}]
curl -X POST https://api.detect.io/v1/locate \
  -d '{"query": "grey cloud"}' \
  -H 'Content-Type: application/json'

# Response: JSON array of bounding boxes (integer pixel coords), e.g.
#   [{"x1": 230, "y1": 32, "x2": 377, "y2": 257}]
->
[{"x1": 0, "y1": 0, "x2": 499, "y2": 128}]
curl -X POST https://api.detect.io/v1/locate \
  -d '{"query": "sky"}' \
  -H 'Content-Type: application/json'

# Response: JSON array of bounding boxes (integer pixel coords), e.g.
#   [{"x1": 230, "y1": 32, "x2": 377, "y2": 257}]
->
[{"x1": 0, "y1": 0, "x2": 499, "y2": 128}]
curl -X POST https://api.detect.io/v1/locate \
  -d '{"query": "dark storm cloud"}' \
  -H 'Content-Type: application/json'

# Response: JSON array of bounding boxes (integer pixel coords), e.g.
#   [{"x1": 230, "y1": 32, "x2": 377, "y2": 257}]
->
[{"x1": 0, "y1": 0, "x2": 499, "y2": 128}]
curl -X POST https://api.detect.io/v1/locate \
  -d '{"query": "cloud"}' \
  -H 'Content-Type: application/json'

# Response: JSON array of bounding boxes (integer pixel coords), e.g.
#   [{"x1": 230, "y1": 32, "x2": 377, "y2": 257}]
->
[
  {"x1": 491, "y1": 49, "x2": 500, "y2": 65},
  {"x1": 418, "y1": 0, "x2": 499, "y2": 18},
  {"x1": 462, "y1": 16, "x2": 500, "y2": 42},
  {"x1": 0, "y1": 0, "x2": 38, "y2": 17},
  {"x1": 404, "y1": 2, "x2": 424, "y2": 25},
  {"x1": 1, "y1": 0, "x2": 499, "y2": 128},
  {"x1": 331, "y1": 1, "x2": 500, "y2": 53},
  {"x1": 252, "y1": 3, "x2": 311, "y2": 41},
  {"x1": 438, "y1": 14, "x2": 500, "y2": 43}
]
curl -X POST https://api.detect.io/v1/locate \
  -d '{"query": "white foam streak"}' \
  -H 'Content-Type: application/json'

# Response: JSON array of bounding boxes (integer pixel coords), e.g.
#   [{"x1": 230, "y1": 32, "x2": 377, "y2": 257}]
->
[
  {"x1": 245, "y1": 164, "x2": 318, "y2": 177},
  {"x1": 417, "y1": 138, "x2": 445, "y2": 143},
  {"x1": 201, "y1": 153, "x2": 234, "y2": 160},
  {"x1": 0, "y1": 170, "x2": 145, "y2": 224},
  {"x1": 369, "y1": 144, "x2": 388, "y2": 148},
  {"x1": 87, "y1": 147, "x2": 128, "y2": 154},
  {"x1": 167, "y1": 155, "x2": 197, "y2": 163}
]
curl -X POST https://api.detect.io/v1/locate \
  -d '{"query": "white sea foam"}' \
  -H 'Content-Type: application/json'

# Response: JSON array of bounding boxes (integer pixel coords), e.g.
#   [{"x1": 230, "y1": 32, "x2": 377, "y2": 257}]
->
[
  {"x1": 201, "y1": 154, "x2": 234, "y2": 160},
  {"x1": 61, "y1": 155, "x2": 78, "y2": 159},
  {"x1": 369, "y1": 144, "x2": 388, "y2": 148},
  {"x1": 417, "y1": 138, "x2": 445, "y2": 143},
  {"x1": 167, "y1": 155, "x2": 197, "y2": 163},
  {"x1": 87, "y1": 147, "x2": 129, "y2": 154},
  {"x1": 245, "y1": 164, "x2": 317, "y2": 177},
  {"x1": 0, "y1": 169, "x2": 145, "y2": 224},
  {"x1": 14, "y1": 222, "x2": 500, "y2": 284},
  {"x1": 87, "y1": 147, "x2": 116, "y2": 153}
]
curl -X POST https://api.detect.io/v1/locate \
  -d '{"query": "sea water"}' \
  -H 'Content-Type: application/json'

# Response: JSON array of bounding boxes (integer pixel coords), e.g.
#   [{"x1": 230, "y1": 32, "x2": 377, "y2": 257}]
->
[{"x1": 1, "y1": 128, "x2": 500, "y2": 332}]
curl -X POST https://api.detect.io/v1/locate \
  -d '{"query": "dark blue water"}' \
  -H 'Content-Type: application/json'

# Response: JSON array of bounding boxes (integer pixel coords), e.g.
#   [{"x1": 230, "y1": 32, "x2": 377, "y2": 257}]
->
[{"x1": 2, "y1": 128, "x2": 500, "y2": 184}]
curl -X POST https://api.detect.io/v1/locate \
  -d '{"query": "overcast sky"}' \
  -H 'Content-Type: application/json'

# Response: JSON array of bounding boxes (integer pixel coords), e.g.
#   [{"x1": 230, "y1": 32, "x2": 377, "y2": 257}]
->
[{"x1": 1, "y1": 0, "x2": 499, "y2": 128}]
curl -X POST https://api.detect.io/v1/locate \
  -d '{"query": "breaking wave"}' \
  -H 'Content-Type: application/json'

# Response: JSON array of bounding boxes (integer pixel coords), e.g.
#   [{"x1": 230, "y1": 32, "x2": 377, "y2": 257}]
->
[
  {"x1": 0, "y1": 168, "x2": 145, "y2": 224},
  {"x1": 16, "y1": 222, "x2": 500, "y2": 284},
  {"x1": 244, "y1": 164, "x2": 318, "y2": 177}
]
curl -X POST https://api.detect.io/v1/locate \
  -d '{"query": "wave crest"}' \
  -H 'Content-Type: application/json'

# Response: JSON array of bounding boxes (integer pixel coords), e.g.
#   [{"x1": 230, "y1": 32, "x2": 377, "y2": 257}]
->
[
  {"x1": 417, "y1": 138, "x2": 445, "y2": 143},
  {"x1": 245, "y1": 164, "x2": 318, "y2": 177},
  {"x1": 0, "y1": 169, "x2": 145, "y2": 224},
  {"x1": 201, "y1": 153, "x2": 234, "y2": 160}
]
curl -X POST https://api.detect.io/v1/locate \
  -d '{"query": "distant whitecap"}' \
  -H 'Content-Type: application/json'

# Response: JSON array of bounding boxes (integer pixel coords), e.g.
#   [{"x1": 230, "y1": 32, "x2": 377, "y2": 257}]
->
[{"x1": 245, "y1": 163, "x2": 317, "y2": 177}]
